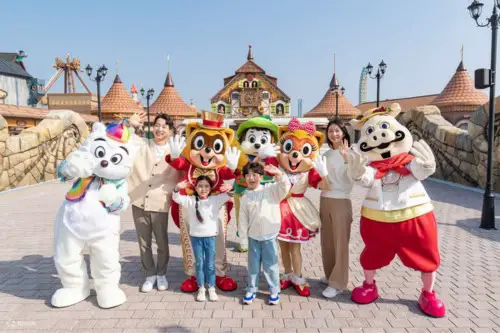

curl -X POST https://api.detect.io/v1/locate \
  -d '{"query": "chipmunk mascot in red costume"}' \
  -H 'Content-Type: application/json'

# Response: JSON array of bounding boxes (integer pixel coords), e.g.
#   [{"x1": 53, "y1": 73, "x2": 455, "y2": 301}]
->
[
  {"x1": 348, "y1": 103, "x2": 445, "y2": 318},
  {"x1": 262, "y1": 117, "x2": 329, "y2": 297},
  {"x1": 165, "y1": 111, "x2": 240, "y2": 293}
]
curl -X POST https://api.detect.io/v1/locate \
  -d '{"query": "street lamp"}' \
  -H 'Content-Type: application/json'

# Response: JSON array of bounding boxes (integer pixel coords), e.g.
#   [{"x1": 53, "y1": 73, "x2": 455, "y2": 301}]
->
[
  {"x1": 467, "y1": 0, "x2": 499, "y2": 230},
  {"x1": 140, "y1": 87, "x2": 155, "y2": 138},
  {"x1": 366, "y1": 60, "x2": 387, "y2": 107},
  {"x1": 331, "y1": 84, "x2": 345, "y2": 119},
  {"x1": 85, "y1": 64, "x2": 108, "y2": 122}
]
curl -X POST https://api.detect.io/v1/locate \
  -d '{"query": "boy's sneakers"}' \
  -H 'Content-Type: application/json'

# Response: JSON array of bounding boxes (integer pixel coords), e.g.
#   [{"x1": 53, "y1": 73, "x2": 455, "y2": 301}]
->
[
  {"x1": 157, "y1": 275, "x2": 169, "y2": 291},
  {"x1": 242, "y1": 292, "x2": 256, "y2": 304},
  {"x1": 141, "y1": 276, "x2": 157, "y2": 293},
  {"x1": 322, "y1": 286, "x2": 342, "y2": 298},
  {"x1": 196, "y1": 287, "x2": 206, "y2": 302},
  {"x1": 268, "y1": 293, "x2": 280, "y2": 305},
  {"x1": 207, "y1": 287, "x2": 218, "y2": 302}
]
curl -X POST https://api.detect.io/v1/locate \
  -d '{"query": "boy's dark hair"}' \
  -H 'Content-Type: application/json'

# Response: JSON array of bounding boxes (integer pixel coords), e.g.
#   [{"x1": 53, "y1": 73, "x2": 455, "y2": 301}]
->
[
  {"x1": 325, "y1": 117, "x2": 351, "y2": 147},
  {"x1": 153, "y1": 113, "x2": 175, "y2": 134},
  {"x1": 242, "y1": 162, "x2": 265, "y2": 176}
]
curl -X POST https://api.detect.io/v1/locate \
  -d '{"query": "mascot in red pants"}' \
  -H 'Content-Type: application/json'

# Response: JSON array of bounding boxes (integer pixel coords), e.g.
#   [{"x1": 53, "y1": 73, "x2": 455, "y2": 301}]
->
[
  {"x1": 165, "y1": 111, "x2": 240, "y2": 293},
  {"x1": 348, "y1": 103, "x2": 446, "y2": 318}
]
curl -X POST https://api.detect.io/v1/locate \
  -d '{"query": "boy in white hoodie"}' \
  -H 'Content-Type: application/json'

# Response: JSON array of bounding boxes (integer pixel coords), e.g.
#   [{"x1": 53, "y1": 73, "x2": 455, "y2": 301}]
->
[{"x1": 238, "y1": 162, "x2": 291, "y2": 305}]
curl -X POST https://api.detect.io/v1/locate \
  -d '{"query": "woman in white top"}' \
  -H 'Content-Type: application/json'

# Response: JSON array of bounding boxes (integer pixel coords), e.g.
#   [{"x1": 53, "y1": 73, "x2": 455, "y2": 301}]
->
[
  {"x1": 173, "y1": 177, "x2": 232, "y2": 302},
  {"x1": 319, "y1": 117, "x2": 354, "y2": 298}
]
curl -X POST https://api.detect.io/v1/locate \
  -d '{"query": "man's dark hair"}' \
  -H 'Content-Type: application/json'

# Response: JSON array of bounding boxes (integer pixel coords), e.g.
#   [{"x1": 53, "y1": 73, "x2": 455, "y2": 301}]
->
[
  {"x1": 242, "y1": 162, "x2": 265, "y2": 176},
  {"x1": 153, "y1": 113, "x2": 175, "y2": 134}
]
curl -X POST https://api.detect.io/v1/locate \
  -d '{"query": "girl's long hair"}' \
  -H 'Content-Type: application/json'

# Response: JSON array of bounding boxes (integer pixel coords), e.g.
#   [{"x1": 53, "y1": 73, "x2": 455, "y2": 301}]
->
[
  {"x1": 325, "y1": 117, "x2": 351, "y2": 148},
  {"x1": 194, "y1": 175, "x2": 213, "y2": 223}
]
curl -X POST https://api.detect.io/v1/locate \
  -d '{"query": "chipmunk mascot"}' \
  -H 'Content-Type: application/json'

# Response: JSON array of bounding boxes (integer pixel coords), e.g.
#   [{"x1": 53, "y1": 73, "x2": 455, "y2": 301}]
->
[
  {"x1": 348, "y1": 103, "x2": 445, "y2": 318},
  {"x1": 262, "y1": 117, "x2": 329, "y2": 297},
  {"x1": 165, "y1": 111, "x2": 241, "y2": 293},
  {"x1": 52, "y1": 122, "x2": 137, "y2": 309},
  {"x1": 233, "y1": 115, "x2": 280, "y2": 252}
]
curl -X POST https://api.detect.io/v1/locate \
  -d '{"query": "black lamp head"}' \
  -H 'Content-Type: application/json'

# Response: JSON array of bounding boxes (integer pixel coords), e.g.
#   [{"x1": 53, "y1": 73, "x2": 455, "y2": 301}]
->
[
  {"x1": 366, "y1": 62, "x2": 373, "y2": 75},
  {"x1": 85, "y1": 64, "x2": 92, "y2": 77},
  {"x1": 468, "y1": 0, "x2": 484, "y2": 20},
  {"x1": 379, "y1": 60, "x2": 387, "y2": 74}
]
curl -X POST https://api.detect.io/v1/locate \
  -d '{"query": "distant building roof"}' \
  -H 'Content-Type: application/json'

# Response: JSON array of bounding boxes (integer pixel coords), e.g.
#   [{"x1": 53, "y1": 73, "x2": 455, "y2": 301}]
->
[
  {"x1": 357, "y1": 94, "x2": 439, "y2": 113},
  {"x1": 431, "y1": 61, "x2": 488, "y2": 112},
  {"x1": 150, "y1": 72, "x2": 197, "y2": 119},
  {"x1": 0, "y1": 59, "x2": 32, "y2": 79},
  {"x1": 100, "y1": 74, "x2": 143, "y2": 117}
]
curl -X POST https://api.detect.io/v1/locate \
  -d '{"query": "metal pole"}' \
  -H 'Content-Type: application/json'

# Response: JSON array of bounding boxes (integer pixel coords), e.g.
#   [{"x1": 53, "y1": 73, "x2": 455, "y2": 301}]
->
[
  {"x1": 480, "y1": 5, "x2": 498, "y2": 230},
  {"x1": 97, "y1": 77, "x2": 102, "y2": 122},
  {"x1": 147, "y1": 96, "x2": 151, "y2": 139},
  {"x1": 335, "y1": 91, "x2": 339, "y2": 118},
  {"x1": 376, "y1": 71, "x2": 381, "y2": 107}
]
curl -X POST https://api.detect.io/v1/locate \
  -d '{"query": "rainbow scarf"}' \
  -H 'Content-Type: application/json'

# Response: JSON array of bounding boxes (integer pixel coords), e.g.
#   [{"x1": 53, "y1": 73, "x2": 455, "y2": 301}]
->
[{"x1": 65, "y1": 176, "x2": 101, "y2": 202}]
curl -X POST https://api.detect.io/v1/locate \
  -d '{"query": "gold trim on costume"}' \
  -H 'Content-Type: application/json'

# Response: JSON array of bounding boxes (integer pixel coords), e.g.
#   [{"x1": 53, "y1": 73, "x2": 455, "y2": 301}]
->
[{"x1": 361, "y1": 202, "x2": 433, "y2": 223}]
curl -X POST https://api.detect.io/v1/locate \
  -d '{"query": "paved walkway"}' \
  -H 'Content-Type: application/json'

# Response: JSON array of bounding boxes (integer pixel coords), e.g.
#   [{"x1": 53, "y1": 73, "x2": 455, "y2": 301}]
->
[{"x1": 0, "y1": 179, "x2": 499, "y2": 333}]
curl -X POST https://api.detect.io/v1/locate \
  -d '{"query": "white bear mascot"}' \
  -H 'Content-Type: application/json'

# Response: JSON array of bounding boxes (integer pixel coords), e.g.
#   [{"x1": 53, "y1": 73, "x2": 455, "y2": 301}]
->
[{"x1": 51, "y1": 121, "x2": 137, "y2": 309}]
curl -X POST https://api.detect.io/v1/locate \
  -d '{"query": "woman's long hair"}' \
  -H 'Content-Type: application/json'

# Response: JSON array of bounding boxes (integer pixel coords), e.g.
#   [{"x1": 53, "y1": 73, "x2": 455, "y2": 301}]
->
[
  {"x1": 194, "y1": 175, "x2": 213, "y2": 223},
  {"x1": 325, "y1": 117, "x2": 351, "y2": 148}
]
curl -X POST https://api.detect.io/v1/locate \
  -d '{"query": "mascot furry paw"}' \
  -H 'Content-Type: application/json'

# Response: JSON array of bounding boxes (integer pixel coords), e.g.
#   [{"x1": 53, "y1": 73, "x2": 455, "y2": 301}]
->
[
  {"x1": 165, "y1": 111, "x2": 239, "y2": 293},
  {"x1": 52, "y1": 122, "x2": 137, "y2": 309},
  {"x1": 348, "y1": 103, "x2": 445, "y2": 318},
  {"x1": 233, "y1": 115, "x2": 279, "y2": 252}
]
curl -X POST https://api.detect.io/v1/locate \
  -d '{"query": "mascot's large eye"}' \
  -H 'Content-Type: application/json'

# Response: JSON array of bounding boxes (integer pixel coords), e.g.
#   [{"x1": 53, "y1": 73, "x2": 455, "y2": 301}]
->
[
  {"x1": 366, "y1": 126, "x2": 375, "y2": 135},
  {"x1": 248, "y1": 135, "x2": 256, "y2": 144},
  {"x1": 194, "y1": 136, "x2": 205, "y2": 150},
  {"x1": 94, "y1": 146, "x2": 106, "y2": 158},
  {"x1": 302, "y1": 143, "x2": 313, "y2": 156},
  {"x1": 213, "y1": 138, "x2": 224, "y2": 153},
  {"x1": 283, "y1": 139, "x2": 293, "y2": 153},
  {"x1": 110, "y1": 154, "x2": 123, "y2": 165},
  {"x1": 380, "y1": 122, "x2": 390, "y2": 130},
  {"x1": 260, "y1": 136, "x2": 268, "y2": 144}
]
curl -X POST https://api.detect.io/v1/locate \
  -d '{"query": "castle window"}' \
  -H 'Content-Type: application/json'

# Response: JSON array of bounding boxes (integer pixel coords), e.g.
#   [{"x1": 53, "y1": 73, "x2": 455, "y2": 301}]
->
[
  {"x1": 231, "y1": 92, "x2": 239, "y2": 101},
  {"x1": 276, "y1": 103, "x2": 284, "y2": 115},
  {"x1": 251, "y1": 81, "x2": 258, "y2": 88},
  {"x1": 262, "y1": 92, "x2": 270, "y2": 100},
  {"x1": 243, "y1": 81, "x2": 249, "y2": 88}
]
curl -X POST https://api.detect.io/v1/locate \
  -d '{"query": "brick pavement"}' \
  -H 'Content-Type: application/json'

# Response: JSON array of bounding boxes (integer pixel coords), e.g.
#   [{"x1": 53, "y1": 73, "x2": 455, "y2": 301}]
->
[{"x1": 0, "y1": 179, "x2": 499, "y2": 333}]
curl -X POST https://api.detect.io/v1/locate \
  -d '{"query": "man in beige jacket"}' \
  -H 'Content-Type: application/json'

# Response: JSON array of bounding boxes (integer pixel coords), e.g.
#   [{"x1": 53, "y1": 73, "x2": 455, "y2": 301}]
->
[{"x1": 127, "y1": 112, "x2": 180, "y2": 292}]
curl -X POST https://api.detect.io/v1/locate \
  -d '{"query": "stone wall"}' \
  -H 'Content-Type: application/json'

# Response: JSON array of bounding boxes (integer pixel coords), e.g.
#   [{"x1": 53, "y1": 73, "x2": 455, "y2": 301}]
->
[
  {"x1": 0, "y1": 110, "x2": 89, "y2": 191},
  {"x1": 397, "y1": 105, "x2": 500, "y2": 192}
]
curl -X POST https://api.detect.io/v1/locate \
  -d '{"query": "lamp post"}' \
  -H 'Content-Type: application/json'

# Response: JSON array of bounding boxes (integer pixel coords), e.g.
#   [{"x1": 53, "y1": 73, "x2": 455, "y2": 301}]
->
[
  {"x1": 140, "y1": 87, "x2": 155, "y2": 138},
  {"x1": 332, "y1": 84, "x2": 345, "y2": 119},
  {"x1": 467, "y1": 0, "x2": 498, "y2": 230},
  {"x1": 366, "y1": 60, "x2": 387, "y2": 107},
  {"x1": 85, "y1": 64, "x2": 108, "y2": 122}
]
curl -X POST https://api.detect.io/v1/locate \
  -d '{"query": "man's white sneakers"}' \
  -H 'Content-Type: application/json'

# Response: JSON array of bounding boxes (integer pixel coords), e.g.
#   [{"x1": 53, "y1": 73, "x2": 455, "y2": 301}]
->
[
  {"x1": 157, "y1": 275, "x2": 169, "y2": 291},
  {"x1": 141, "y1": 276, "x2": 157, "y2": 293}
]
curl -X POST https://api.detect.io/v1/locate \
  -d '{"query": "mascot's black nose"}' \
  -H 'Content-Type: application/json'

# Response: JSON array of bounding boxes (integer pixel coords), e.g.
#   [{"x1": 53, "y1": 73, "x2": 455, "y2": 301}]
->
[
  {"x1": 254, "y1": 143, "x2": 261, "y2": 149},
  {"x1": 292, "y1": 152, "x2": 299, "y2": 158},
  {"x1": 381, "y1": 132, "x2": 387, "y2": 138},
  {"x1": 100, "y1": 160, "x2": 108, "y2": 168},
  {"x1": 373, "y1": 136, "x2": 378, "y2": 141},
  {"x1": 205, "y1": 147, "x2": 211, "y2": 154}
]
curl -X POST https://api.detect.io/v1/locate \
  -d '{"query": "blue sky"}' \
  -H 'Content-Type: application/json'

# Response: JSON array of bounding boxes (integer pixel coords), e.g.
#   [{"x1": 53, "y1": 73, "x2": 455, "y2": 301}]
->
[{"x1": 2, "y1": 0, "x2": 495, "y2": 115}]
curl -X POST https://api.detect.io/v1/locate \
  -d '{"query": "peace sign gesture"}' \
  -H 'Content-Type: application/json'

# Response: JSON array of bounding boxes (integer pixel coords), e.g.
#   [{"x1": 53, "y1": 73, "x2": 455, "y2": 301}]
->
[{"x1": 338, "y1": 139, "x2": 350, "y2": 162}]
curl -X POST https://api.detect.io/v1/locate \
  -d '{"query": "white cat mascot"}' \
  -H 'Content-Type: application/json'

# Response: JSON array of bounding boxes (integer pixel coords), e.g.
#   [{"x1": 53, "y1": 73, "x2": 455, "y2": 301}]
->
[{"x1": 51, "y1": 122, "x2": 137, "y2": 309}]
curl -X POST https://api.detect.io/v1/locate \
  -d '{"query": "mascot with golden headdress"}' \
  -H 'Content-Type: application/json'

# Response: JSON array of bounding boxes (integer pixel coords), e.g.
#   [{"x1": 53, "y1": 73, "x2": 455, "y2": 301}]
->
[
  {"x1": 348, "y1": 103, "x2": 445, "y2": 317},
  {"x1": 263, "y1": 117, "x2": 329, "y2": 297},
  {"x1": 165, "y1": 111, "x2": 241, "y2": 293}
]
